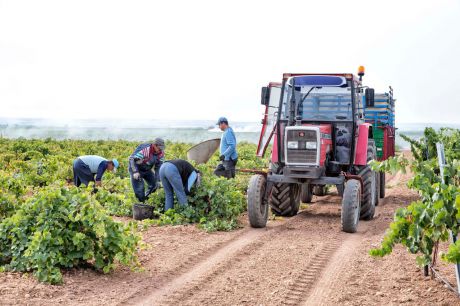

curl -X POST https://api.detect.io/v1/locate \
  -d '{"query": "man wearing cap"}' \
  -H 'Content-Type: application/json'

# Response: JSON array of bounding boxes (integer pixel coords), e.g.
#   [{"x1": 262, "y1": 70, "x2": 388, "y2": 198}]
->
[
  {"x1": 129, "y1": 138, "x2": 165, "y2": 202},
  {"x1": 159, "y1": 159, "x2": 201, "y2": 211},
  {"x1": 73, "y1": 155, "x2": 119, "y2": 187},
  {"x1": 214, "y1": 117, "x2": 238, "y2": 178}
]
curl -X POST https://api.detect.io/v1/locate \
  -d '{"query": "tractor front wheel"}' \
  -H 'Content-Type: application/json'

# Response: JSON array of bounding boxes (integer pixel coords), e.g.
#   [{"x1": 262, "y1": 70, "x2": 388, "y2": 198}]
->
[
  {"x1": 341, "y1": 179, "x2": 361, "y2": 233},
  {"x1": 247, "y1": 174, "x2": 268, "y2": 228},
  {"x1": 270, "y1": 183, "x2": 301, "y2": 216}
]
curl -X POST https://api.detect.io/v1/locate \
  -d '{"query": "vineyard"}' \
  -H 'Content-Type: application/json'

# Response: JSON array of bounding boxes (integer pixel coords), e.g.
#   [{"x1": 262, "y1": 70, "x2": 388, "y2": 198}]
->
[
  {"x1": 3, "y1": 132, "x2": 460, "y2": 304},
  {"x1": 371, "y1": 127, "x2": 460, "y2": 270},
  {"x1": 0, "y1": 138, "x2": 267, "y2": 284}
]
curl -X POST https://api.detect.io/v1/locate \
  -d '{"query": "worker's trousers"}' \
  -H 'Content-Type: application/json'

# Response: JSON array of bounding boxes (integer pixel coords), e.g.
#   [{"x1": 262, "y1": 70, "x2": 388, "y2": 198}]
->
[
  {"x1": 159, "y1": 162, "x2": 188, "y2": 211},
  {"x1": 129, "y1": 169, "x2": 158, "y2": 202},
  {"x1": 73, "y1": 158, "x2": 95, "y2": 187},
  {"x1": 214, "y1": 159, "x2": 237, "y2": 179}
]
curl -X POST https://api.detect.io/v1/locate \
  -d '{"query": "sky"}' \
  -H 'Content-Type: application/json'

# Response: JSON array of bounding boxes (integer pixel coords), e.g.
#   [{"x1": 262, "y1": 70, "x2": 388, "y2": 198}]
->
[{"x1": 0, "y1": 0, "x2": 459, "y2": 124}]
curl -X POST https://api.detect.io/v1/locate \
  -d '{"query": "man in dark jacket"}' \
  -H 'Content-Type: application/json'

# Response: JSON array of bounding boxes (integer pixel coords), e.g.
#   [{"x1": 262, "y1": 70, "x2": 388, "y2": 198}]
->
[
  {"x1": 159, "y1": 159, "x2": 201, "y2": 211},
  {"x1": 128, "y1": 138, "x2": 165, "y2": 202}
]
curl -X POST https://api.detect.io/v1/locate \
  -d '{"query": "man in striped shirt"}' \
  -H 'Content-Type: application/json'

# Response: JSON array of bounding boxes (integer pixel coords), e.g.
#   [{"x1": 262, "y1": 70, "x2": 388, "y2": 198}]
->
[
  {"x1": 73, "y1": 155, "x2": 119, "y2": 187},
  {"x1": 128, "y1": 138, "x2": 165, "y2": 202}
]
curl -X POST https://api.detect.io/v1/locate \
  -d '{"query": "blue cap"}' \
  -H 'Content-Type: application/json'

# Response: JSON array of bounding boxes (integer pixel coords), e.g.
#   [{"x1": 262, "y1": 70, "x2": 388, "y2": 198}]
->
[
  {"x1": 112, "y1": 159, "x2": 119, "y2": 168},
  {"x1": 216, "y1": 117, "x2": 228, "y2": 125}
]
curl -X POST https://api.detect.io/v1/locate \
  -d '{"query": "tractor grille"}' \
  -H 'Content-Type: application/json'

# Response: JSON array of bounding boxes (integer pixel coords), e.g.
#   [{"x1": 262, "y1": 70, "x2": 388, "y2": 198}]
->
[{"x1": 285, "y1": 128, "x2": 319, "y2": 165}]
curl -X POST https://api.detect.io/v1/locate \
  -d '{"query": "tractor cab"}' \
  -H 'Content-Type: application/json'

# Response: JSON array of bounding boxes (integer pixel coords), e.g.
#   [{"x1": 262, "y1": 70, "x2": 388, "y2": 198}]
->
[{"x1": 258, "y1": 73, "x2": 375, "y2": 182}]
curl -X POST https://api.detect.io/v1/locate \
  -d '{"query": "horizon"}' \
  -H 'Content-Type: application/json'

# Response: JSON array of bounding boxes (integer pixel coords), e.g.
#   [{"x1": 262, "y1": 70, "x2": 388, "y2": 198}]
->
[
  {"x1": 1, "y1": 116, "x2": 460, "y2": 131},
  {"x1": 2, "y1": 116, "x2": 460, "y2": 125}
]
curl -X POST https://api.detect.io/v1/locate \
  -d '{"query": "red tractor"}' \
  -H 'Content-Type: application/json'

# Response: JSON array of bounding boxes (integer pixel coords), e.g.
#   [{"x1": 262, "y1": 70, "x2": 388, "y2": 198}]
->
[{"x1": 247, "y1": 67, "x2": 395, "y2": 233}]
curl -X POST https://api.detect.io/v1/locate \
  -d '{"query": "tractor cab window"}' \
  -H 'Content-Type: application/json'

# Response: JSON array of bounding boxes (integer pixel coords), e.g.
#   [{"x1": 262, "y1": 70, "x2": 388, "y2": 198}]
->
[{"x1": 282, "y1": 76, "x2": 353, "y2": 122}]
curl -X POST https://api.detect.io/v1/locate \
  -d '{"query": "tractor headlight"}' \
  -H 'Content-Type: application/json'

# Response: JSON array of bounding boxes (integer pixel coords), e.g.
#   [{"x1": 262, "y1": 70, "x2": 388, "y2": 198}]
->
[
  {"x1": 287, "y1": 141, "x2": 299, "y2": 149},
  {"x1": 306, "y1": 141, "x2": 317, "y2": 149}
]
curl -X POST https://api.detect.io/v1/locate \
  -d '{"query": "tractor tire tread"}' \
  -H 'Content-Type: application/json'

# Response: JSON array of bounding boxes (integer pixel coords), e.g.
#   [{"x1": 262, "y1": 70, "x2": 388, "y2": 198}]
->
[{"x1": 270, "y1": 183, "x2": 301, "y2": 217}]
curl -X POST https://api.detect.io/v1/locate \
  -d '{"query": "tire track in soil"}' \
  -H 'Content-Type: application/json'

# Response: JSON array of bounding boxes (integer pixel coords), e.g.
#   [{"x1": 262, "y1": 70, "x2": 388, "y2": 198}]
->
[
  {"x1": 302, "y1": 227, "x2": 372, "y2": 306},
  {"x1": 157, "y1": 239, "x2": 267, "y2": 306},
  {"x1": 130, "y1": 227, "x2": 274, "y2": 306},
  {"x1": 131, "y1": 216, "x2": 309, "y2": 306},
  {"x1": 149, "y1": 219, "x2": 346, "y2": 305},
  {"x1": 119, "y1": 231, "x2": 250, "y2": 305},
  {"x1": 282, "y1": 235, "x2": 343, "y2": 306},
  {"x1": 302, "y1": 172, "x2": 402, "y2": 306}
]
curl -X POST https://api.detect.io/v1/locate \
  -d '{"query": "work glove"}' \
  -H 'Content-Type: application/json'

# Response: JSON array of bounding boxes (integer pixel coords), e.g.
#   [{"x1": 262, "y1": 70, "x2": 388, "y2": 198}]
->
[
  {"x1": 219, "y1": 155, "x2": 225, "y2": 161},
  {"x1": 133, "y1": 172, "x2": 141, "y2": 180}
]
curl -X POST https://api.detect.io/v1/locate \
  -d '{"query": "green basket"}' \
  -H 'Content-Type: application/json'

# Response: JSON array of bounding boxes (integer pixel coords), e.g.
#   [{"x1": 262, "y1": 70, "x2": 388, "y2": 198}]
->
[{"x1": 374, "y1": 128, "x2": 384, "y2": 158}]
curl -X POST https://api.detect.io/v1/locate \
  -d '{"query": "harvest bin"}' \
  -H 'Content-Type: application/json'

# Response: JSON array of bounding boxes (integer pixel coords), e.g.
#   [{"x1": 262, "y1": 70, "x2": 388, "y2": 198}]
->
[{"x1": 132, "y1": 203, "x2": 154, "y2": 220}]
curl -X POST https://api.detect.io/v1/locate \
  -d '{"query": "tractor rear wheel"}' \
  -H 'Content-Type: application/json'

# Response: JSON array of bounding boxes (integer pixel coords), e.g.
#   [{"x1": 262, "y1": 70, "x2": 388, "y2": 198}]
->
[
  {"x1": 247, "y1": 175, "x2": 268, "y2": 228},
  {"x1": 341, "y1": 179, "x2": 361, "y2": 233},
  {"x1": 300, "y1": 184, "x2": 313, "y2": 203},
  {"x1": 379, "y1": 172, "x2": 386, "y2": 198},
  {"x1": 359, "y1": 139, "x2": 377, "y2": 220},
  {"x1": 270, "y1": 183, "x2": 301, "y2": 216}
]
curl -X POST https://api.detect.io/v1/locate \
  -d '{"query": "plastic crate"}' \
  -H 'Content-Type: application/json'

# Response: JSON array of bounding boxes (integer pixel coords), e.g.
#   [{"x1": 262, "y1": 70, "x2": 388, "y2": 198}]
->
[
  {"x1": 373, "y1": 127, "x2": 385, "y2": 159},
  {"x1": 363, "y1": 93, "x2": 395, "y2": 128}
]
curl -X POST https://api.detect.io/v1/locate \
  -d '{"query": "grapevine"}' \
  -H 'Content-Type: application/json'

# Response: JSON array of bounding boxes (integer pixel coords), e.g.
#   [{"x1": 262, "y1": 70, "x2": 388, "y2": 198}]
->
[
  {"x1": 370, "y1": 128, "x2": 460, "y2": 266},
  {"x1": 0, "y1": 137, "x2": 268, "y2": 282}
]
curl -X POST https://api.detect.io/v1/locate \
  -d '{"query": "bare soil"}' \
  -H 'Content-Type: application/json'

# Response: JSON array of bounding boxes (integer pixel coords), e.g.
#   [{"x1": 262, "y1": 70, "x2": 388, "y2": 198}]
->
[{"x1": 1, "y1": 171, "x2": 460, "y2": 306}]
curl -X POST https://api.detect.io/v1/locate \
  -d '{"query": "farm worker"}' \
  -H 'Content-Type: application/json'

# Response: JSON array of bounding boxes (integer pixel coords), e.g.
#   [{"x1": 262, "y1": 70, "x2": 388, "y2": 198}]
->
[
  {"x1": 129, "y1": 138, "x2": 165, "y2": 202},
  {"x1": 159, "y1": 159, "x2": 201, "y2": 211},
  {"x1": 73, "y1": 155, "x2": 119, "y2": 187},
  {"x1": 214, "y1": 117, "x2": 238, "y2": 178}
]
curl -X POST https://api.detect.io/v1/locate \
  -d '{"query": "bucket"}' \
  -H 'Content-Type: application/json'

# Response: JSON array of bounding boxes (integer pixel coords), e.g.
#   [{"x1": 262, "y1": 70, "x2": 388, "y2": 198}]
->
[{"x1": 132, "y1": 203, "x2": 154, "y2": 220}]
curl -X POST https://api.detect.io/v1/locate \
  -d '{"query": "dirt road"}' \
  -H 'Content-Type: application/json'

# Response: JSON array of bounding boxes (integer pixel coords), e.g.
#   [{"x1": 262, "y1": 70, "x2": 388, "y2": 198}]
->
[{"x1": 1, "y1": 172, "x2": 460, "y2": 305}]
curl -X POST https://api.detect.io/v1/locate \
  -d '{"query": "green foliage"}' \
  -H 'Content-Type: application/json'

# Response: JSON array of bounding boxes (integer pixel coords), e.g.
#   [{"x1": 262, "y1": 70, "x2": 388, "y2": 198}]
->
[
  {"x1": 0, "y1": 137, "x2": 269, "y2": 283},
  {"x1": 370, "y1": 127, "x2": 460, "y2": 266},
  {"x1": 143, "y1": 165, "x2": 246, "y2": 232},
  {"x1": 0, "y1": 186, "x2": 141, "y2": 284},
  {"x1": 369, "y1": 154, "x2": 409, "y2": 175}
]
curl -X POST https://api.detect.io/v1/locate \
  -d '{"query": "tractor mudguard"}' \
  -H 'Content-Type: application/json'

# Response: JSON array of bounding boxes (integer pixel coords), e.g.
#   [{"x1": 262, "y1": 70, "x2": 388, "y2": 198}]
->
[
  {"x1": 354, "y1": 123, "x2": 371, "y2": 166},
  {"x1": 271, "y1": 132, "x2": 279, "y2": 163}
]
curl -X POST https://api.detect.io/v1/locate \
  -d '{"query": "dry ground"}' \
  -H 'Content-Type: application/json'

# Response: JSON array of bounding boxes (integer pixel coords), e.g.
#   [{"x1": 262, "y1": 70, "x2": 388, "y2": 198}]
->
[{"x1": 1, "y1": 171, "x2": 460, "y2": 306}]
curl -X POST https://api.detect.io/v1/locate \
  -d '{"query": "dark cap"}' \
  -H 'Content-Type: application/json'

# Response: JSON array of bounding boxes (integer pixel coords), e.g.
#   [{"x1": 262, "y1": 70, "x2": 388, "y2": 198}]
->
[
  {"x1": 154, "y1": 137, "x2": 165, "y2": 150},
  {"x1": 216, "y1": 117, "x2": 228, "y2": 125}
]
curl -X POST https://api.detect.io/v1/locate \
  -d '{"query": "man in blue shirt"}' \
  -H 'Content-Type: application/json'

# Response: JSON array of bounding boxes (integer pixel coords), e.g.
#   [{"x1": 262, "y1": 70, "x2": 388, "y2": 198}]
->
[
  {"x1": 73, "y1": 155, "x2": 119, "y2": 187},
  {"x1": 214, "y1": 117, "x2": 238, "y2": 178},
  {"x1": 128, "y1": 137, "x2": 165, "y2": 202}
]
